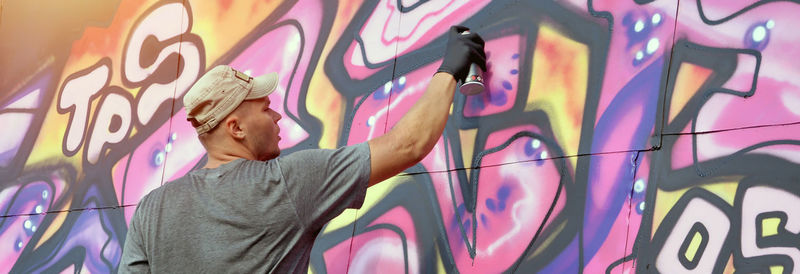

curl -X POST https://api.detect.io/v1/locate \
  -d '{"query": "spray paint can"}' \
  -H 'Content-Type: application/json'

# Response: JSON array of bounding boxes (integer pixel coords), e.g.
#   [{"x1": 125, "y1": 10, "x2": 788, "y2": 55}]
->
[{"x1": 459, "y1": 31, "x2": 485, "y2": 95}]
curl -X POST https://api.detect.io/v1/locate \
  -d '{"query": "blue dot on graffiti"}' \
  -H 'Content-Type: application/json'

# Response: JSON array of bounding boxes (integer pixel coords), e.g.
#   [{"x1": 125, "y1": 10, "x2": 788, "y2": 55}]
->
[
  {"x1": 636, "y1": 201, "x2": 645, "y2": 214},
  {"x1": 524, "y1": 139, "x2": 539, "y2": 156},
  {"x1": 395, "y1": 76, "x2": 406, "y2": 92},
  {"x1": 498, "y1": 185, "x2": 511, "y2": 201},
  {"x1": 744, "y1": 21, "x2": 771, "y2": 51},
  {"x1": 634, "y1": 179, "x2": 645, "y2": 193},
  {"x1": 489, "y1": 89, "x2": 507, "y2": 106},
  {"x1": 502, "y1": 80, "x2": 513, "y2": 90},
  {"x1": 152, "y1": 149, "x2": 165, "y2": 167}
]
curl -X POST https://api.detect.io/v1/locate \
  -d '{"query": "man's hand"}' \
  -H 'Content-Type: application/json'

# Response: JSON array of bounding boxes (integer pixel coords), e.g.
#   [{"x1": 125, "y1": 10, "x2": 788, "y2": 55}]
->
[
  {"x1": 436, "y1": 26, "x2": 487, "y2": 82},
  {"x1": 367, "y1": 26, "x2": 487, "y2": 187}
]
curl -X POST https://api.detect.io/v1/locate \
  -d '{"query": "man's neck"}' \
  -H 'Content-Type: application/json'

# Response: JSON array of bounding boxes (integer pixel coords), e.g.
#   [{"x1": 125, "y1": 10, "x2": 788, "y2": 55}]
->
[
  {"x1": 203, "y1": 144, "x2": 255, "y2": 169},
  {"x1": 203, "y1": 154, "x2": 241, "y2": 169}
]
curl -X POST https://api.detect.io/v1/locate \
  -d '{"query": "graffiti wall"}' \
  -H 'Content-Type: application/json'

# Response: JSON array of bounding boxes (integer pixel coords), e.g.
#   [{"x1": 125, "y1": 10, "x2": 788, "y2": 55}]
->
[{"x1": 1, "y1": 0, "x2": 798, "y2": 272}]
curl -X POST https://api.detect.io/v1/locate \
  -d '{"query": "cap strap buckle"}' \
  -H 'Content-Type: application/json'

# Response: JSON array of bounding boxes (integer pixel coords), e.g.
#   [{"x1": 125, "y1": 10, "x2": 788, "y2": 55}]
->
[{"x1": 233, "y1": 69, "x2": 252, "y2": 83}]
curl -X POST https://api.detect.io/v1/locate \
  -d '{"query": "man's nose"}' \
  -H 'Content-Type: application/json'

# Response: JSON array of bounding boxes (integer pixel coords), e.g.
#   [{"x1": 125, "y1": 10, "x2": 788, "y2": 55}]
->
[{"x1": 273, "y1": 111, "x2": 282, "y2": 122}]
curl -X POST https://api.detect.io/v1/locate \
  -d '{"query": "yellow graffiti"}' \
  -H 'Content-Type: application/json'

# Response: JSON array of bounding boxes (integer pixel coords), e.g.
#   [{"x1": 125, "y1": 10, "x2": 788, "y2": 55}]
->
[
  {"x1": 684, "y1": 230, "x2": 703, "y2": 262},
  {"x1": 526, "y1": 24, "x2": 588, "y2": 169},
  {"x1": 761, "y1": 217, "x2": 781, "y2": 237}
]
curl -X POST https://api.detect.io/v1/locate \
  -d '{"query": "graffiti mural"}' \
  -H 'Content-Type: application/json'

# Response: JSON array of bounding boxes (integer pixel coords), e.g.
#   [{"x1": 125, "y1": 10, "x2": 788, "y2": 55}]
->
[{"x1": 0, "y1": 0, "x2": 798, "y2": 273}]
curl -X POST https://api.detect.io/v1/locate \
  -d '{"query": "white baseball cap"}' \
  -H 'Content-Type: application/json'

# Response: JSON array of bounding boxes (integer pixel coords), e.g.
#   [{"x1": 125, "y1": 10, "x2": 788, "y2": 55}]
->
[{"x1": 184, "y1": 65, "x2": 278, "y2": 134}]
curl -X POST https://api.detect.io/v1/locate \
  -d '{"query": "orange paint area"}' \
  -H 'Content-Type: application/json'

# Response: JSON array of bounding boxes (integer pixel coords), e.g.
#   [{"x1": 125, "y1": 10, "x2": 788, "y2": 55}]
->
[
  {"x1": 307, "y1": 0, "x2": 367, "y2": 148},
  {"x1": 526, "y1": 25, "x2": 588, "y2": 161},
  {"x1": 668, "y1": 63, "x2": 712, "y2": 123},
  {"x1": 191, "y1": 0, "x2": 286, "y2": 62}
]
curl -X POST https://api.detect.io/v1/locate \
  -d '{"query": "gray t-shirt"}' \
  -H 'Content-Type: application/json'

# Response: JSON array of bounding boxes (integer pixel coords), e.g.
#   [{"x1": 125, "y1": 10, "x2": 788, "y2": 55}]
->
[{"x1": 119, "y1": 143, "x2": 371, "y2": 273}]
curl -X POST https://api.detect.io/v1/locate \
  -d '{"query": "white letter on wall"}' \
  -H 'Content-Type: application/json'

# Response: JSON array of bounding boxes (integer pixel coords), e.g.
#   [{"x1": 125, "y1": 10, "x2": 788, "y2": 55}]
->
[
  {"x1": 741, "y1": 186, "x2": 800, "y2": 270},
  {"x1": 86, "y1": 92, "x2": 132, "y2": 164},
  {"x1": 656, "y1": 197, "x2": 730, "y2": 273},
  {"x1": 58, "y1": 63, "x2": 109, "y2": 154},
  {"x1": 123, "y1": 2, "x2": 200, "y2": 125}
]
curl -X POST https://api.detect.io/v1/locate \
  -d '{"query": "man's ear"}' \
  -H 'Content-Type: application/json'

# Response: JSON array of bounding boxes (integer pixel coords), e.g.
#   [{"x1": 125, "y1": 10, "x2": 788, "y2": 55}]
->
[{"x1": 225, "y1": 116, "x2": 246, "y2": 140}]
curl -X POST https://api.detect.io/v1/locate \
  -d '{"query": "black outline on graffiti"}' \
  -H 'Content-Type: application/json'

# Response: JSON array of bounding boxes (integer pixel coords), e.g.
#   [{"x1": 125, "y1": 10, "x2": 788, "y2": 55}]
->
[
  {"x1": 732, "y1": 174, "x2": 800, "y2": 273},
  {"x1": 605, "y1": 253, "x2": 637, "y2": 273},
  {"x1": 637, "y1": 32, "x2": 800, "y2": 272},
  {"x1": 677, "y1": 221, "x2": 710, "y2": 269},
  {"x1": 695, "y1": 0, "x2": 800, "y2": 26},
  {"x1": 0, "y1": 67, "x2": 55, "y2": 180},
  {"x1": 311, "y1": 174, "x2": 445, "y2": 274},
  {"x1": 325, "y1": 0, "x2": 611, "y2": 272},
  {"x1": 10, "y1": 0, "x2": 800, "y2": 272},
  {"x1": 3, "y1": 1, "x2": 207, "y2": 271},
  {"x1": 11, "y1": 183, "x2": 127, "y2": 273},
  {"x1": 649, "y1": 188, "x2": 735, "y2": 273}
]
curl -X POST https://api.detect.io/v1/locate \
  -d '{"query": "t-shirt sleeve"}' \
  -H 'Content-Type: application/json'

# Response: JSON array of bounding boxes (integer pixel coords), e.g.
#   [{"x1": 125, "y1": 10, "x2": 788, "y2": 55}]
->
[
  {"x1": 277, "y1": 142, "x2": 371, "y2": 229},
  {"x1": 119, "y1": 200, "x2": 151, "y2": 274}
]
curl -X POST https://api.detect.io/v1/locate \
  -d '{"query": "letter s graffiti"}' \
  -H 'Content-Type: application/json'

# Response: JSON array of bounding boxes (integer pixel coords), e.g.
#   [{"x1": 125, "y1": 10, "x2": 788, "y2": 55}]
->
[{"x1": 121, "y1": 0, "x2": 204, "y2": 127}]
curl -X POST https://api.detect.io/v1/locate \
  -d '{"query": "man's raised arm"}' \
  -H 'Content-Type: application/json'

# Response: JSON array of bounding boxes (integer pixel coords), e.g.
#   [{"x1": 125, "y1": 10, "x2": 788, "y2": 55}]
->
[{"x1": 367, "y1": 26, "x2": 486, "y2": 187}]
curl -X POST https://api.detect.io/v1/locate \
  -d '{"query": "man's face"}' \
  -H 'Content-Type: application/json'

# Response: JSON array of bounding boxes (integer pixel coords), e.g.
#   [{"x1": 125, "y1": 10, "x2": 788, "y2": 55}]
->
[{"x1": 237, "y1": 96, "x2": 282, "y2": 160}]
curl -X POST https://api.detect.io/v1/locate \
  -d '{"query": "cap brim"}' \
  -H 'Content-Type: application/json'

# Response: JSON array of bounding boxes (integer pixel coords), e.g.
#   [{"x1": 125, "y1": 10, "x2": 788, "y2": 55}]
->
[{"x1": 246, "y1": 72, "x2": 279, "y2": 99}]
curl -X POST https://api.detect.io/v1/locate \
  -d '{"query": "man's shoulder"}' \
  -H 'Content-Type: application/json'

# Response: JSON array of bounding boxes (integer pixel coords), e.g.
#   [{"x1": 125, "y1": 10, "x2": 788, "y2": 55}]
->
[
  {"x1": 136, "y1": 173, "x2": 192, "y2": 206},
  {"x1": 276, "y1": 143, "x2": 369, "y2": 162},
  {"x1": 161, "y1": 172, "x2": 194, "y2": 190}
]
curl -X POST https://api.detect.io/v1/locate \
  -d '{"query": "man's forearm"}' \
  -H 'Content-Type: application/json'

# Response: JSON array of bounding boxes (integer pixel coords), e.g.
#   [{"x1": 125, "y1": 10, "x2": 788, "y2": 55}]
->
[
  {"x1": 366, "y1": 72, "x2": 457, "y2": 186},
  {"x1": 367, "y1": 26, "x2": 484, "y2": 186},
  {"x1": 390, "y1": 72, "x2": 456, "y2": 160}
]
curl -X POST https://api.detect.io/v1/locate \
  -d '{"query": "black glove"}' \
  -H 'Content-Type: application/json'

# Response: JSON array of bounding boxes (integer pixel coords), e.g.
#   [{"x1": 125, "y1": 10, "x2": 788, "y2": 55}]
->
[{"x1": 436, "y1": 25, "x2": 487, "y2": 82}]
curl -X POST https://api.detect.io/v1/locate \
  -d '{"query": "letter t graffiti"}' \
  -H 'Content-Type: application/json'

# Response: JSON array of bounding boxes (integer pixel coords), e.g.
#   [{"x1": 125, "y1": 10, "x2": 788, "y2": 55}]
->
[{"x1": 57, "y1": 61, "x2": 110, "y2": 156}]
